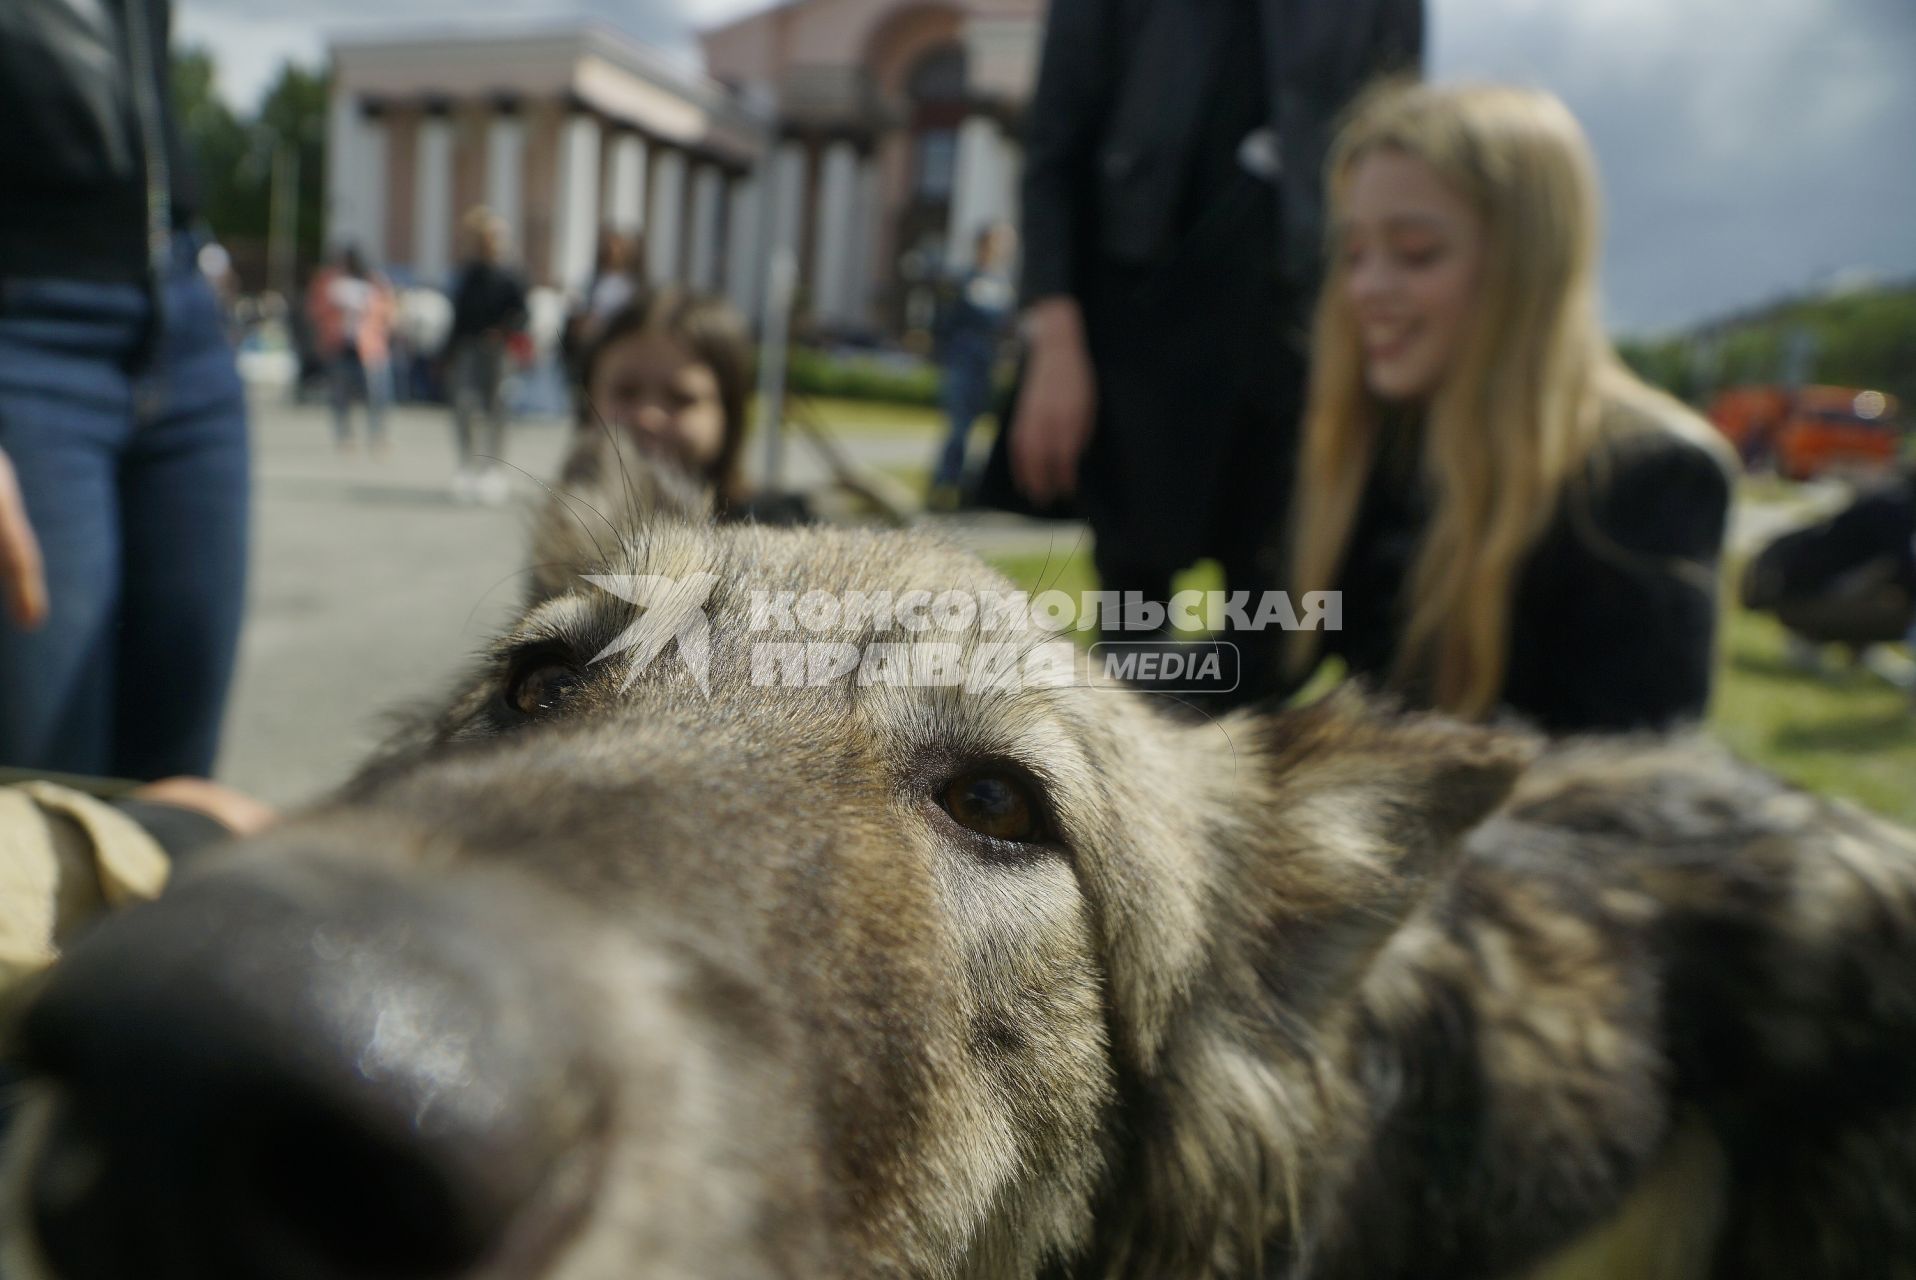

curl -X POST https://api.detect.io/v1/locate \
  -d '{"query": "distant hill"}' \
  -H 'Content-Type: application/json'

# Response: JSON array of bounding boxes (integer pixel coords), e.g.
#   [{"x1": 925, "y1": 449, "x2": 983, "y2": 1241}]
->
[{"x1": 1617, "y1": 281, "x2": 1916, "y2": 410}]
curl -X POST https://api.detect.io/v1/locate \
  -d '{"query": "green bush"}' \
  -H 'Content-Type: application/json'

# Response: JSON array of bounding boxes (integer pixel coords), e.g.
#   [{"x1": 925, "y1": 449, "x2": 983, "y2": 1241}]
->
[{"x1": 785, "y1": 347, "x2": 942, "y2": 407}]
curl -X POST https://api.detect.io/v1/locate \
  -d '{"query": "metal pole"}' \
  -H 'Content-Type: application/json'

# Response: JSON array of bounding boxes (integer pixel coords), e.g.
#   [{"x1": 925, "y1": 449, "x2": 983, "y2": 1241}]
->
[{"x1": 756, "y1": 247, "x2": 798, "y2": 490}]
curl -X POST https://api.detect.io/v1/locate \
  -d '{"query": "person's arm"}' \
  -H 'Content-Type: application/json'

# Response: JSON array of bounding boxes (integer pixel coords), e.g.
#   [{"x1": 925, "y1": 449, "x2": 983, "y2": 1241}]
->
[
  {"x1": 1005, "y1": 0, "x2": 1118, "y2": 504},
  {"x1": 1519, "y1": 439, "x2": 1733, "y2": 733},
  {"x1": 501, "y1": 271, "x2": 531, "y2": 335},
  {"x1": 0, "y1": 448, "x2": 46, "y2": 629}
]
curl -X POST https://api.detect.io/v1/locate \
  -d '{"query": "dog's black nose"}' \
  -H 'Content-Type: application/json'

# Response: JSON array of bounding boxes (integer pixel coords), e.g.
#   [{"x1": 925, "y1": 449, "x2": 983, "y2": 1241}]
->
[{"x1": 10, "y1": 862, "x2": 605, "y2": 1280}]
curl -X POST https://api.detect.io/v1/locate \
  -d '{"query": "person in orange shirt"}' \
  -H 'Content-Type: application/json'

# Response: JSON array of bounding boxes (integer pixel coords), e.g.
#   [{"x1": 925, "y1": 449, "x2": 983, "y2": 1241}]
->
[{"x1": 307, "y1": 245, "x2": 396, "y2": 456}]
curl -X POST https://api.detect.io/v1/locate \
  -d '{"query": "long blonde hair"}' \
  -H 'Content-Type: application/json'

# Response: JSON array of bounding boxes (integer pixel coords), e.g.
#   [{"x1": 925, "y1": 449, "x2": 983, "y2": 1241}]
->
[{"x1": 1289, "y1": 82, "x2": 1702, "y2": 718}]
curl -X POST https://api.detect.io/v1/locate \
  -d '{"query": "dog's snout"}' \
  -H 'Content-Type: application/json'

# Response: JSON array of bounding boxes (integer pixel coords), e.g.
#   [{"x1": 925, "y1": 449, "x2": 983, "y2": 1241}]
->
[{"x1": 11, "y1": 864, "x2": 605, "y2": 1280}]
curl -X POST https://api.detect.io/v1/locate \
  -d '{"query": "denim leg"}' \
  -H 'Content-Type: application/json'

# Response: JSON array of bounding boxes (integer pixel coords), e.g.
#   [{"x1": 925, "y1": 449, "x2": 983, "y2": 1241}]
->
[
  {"x1": 471, "y1": 346, "x2": 508, "y2": 468},
  {"x1": 935, "y1": 359, "x2": 989, "y2": 488},
  {"x1": 328, "y1": 353, "x2": 354, "y2": 443},
  {"x1": 111, "y1": 265, "x2": 250, "y2": 780},
  {"x1": 450, "y1": 345, "x2": 478, "y2": 467},
  {"x1": 364, "y1": 358, "x2": 392, "y2": 442},
  {"x1": 0, "y1": 281, "x2": 141, "y2": 774}
]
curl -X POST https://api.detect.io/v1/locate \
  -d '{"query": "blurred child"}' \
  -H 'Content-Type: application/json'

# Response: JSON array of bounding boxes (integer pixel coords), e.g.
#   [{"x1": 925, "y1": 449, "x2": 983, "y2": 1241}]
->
[
  {"x1": 575, "y1": 287, "x2": 746, "y2": 503},
  {"x1": 571, "y1": 286, "x2": 816, "y2": 523}
]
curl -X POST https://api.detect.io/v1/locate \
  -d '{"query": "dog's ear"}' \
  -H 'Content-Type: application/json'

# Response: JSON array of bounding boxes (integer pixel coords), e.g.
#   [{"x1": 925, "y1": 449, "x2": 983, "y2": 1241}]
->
[
  {"x1": 1086, "y1": 693, "x2": 1535, "y2": 1278},
  {"x1": 528, "y1": 432, "x2": 715, "y2": 603},
  {"x1": 1229, "y1": 692, "x2": 1534, "y2": 1021}
]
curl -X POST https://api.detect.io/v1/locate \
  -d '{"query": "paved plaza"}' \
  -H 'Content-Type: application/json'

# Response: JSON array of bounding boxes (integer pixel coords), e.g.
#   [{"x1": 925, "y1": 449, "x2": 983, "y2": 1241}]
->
[{"x1": 216, "y1": 394, "x2": 1074, "y2": 804}]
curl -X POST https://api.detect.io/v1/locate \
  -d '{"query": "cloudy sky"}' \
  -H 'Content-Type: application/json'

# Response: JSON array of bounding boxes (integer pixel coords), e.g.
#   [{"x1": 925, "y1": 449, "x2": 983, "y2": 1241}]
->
[{"x1": 176, "y1": 0, "x2": 1915, "y2": 334}]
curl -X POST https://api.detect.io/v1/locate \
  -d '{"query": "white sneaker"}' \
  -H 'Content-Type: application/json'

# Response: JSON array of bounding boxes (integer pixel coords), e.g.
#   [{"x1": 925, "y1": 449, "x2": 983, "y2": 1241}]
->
[
  {"x1": 475, "y1": 468, "x2": 511, "y2": 506},
  {"x1": 451, "y1": 468, "x2": 478, "y2": 504}
]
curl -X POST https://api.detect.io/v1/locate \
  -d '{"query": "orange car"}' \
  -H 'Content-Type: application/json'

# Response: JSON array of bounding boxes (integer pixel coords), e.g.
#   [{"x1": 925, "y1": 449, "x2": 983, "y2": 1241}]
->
[{"x1": 1708, "y1": 385, "x2": 1905, "y2": 480}]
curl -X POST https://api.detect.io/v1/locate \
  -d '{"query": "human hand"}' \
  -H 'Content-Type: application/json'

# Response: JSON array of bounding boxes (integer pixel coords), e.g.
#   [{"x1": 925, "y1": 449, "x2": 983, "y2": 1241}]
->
[
  {"x1": 130, "y1": 777, "x2": 277, "y2": 839},
  {"x1": 1009, "y1": 298, "x2": 1097, "y2": 504},
  {"x1": 0, "y1": 447, "x2": 47, "y2": 629}
]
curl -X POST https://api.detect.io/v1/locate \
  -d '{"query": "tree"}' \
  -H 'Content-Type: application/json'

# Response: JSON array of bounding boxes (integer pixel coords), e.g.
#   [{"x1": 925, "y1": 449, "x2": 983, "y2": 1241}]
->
[
  {"x1": 170, "y1": 47, "x2": 329, "y2": 286},
  {"x1": 256, "y1": 62, "x2": 330, "y2": 271}
]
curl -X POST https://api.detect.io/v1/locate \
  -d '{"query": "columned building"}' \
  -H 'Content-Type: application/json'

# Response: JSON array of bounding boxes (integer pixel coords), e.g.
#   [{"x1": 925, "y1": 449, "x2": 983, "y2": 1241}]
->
[
  {"x1": 702, "y1": 0, "x2": 1040, "y2": 333},
  {"x1": 325, "y1": 25, "x2": 766, "y2": 311},
  {"x1": 324, "y1": 3, "x2": 1041, "y2": 335}
]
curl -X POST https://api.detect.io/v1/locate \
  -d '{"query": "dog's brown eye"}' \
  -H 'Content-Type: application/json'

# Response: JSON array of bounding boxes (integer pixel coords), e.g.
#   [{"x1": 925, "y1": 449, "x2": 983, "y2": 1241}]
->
[
  {"x1": 507, "y1": 658, "x2": 585, "y2": 717},
  {"x1": 941, "y1": 769, "x2": 1045, "y2": 843}
]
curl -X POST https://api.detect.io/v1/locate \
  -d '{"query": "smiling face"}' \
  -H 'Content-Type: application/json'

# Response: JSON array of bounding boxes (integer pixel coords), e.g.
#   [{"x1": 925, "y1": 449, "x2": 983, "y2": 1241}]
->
[
  {"x1": 1337, "y1": 147, "x2": 1488, "y2": 404},
  {"x1": 585, "y1": 331, "x2": 728, "y2": 476}
]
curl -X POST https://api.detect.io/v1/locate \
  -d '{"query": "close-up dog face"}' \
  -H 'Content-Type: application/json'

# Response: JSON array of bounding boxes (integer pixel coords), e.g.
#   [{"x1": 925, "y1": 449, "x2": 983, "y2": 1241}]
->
[{"x1": 0, "y1": 475, "x2": 1525, "y2": 1280}]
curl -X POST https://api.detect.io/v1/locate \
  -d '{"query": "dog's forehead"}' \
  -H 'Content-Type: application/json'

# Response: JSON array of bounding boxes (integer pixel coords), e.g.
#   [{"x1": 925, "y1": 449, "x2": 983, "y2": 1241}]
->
[
  {"x1": 547, "y1": 521, "x2": 1026, "y2": 631},
  {"x1": 518, "y1": 520, "x2": 1115, "y2": 776}
]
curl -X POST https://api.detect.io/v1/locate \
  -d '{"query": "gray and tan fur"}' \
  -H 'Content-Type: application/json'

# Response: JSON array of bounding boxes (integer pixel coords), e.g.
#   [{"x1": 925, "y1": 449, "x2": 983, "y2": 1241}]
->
[{"x1": 5, "y1": 441, "x2": 1916, "y2": 1279}]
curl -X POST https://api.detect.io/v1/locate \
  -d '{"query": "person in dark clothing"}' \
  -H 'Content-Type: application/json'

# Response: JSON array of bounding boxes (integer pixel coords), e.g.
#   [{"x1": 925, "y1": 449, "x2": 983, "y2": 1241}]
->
[
  {"x1": 1284, "y1": 82, "x2": 1736, "y2": 734},
  {"x1": 929, "y1": 223, "x2": 1017, "y2": 508},
  {"x1": 1001, "y1": 0, "x2": 1423, "y2": 703},
  {"x1": 445, "y1": 207, "x2": 531, "y2": 504},
  {"x1": 1740, "y1": 466, "x2": 1916, "y2": 662},
  {"x1": 0, "y1": 0, "x2": 250, "y2": 779}
]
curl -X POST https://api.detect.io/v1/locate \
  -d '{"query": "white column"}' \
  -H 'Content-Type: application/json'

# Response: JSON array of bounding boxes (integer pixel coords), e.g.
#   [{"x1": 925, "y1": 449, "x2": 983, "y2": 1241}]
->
[
  {"x1": 552, "y1": 113, "x2": 602, "y2": 293},
  {"x1": 724, "y1": 171, "x2": 762, "y2": 319},
  {"x1": 946, "y1": 114, "x2": 1012, "y2": 267},
  {"x1": 812, "y1": 140, "x2": 859, "y2": 326},
  {"x1": 413, "y1": 115, "x2": 454, "y2": 285},
  {"x1": 647, "y1": 149, "x2": 688, "y2": 284},
  {"x1": 605, "y1": 133, "x2": 647, "y2": 236},
  {"x1": 485, "y1": 114, "x2": 524, "y2": 258},
  {"x1": 324, "y1": 92, "x2": 386, "y2": 260},
  {"x1": 359, "y1": 122, "x2": 388, "y2": 265},
  {"x1": 688, "y1": 163, "x2": 724, "y2": 291}
]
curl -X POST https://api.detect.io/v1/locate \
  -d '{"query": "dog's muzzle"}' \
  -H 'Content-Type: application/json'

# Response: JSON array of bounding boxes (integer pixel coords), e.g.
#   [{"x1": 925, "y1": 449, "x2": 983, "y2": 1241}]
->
[{"x1": 6, "y1": 860, "x2": 607, "y2": 1280}]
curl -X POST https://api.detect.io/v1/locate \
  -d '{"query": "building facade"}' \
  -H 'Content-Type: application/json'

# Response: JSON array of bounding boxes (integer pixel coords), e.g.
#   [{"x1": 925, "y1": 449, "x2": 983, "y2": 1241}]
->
[
  {"x1": 701, "y1": 0, "x2": 1040, "y2": 332},
  {"x1": 324, "y1": 1, "x2": 1040, "y2": 334},
  {"x1": 325, "y1": 25, "x2": 763, "y2": 310}
]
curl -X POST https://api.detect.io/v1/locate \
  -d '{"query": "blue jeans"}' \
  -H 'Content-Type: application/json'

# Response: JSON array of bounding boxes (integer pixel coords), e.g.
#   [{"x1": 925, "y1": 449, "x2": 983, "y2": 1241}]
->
[
  {"x1": 329, "y1": 349, "x2": 391, "y2": 444},
  {"x1": 0, "y1": 236, "x2": 250, "y2": 779},
  {"x1": 935, "y1": 354, "x2": 994, "y2": 489}
]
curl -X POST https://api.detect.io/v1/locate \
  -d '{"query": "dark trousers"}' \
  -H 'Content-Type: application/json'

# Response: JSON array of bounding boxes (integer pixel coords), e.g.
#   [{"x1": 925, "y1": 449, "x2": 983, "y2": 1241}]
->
[
  {"x1": 0, "y1": 235, "x2": 250, "y2": 778},
  {"x1": 935, "y1": 353, "x2": 994, "y2": 489}
]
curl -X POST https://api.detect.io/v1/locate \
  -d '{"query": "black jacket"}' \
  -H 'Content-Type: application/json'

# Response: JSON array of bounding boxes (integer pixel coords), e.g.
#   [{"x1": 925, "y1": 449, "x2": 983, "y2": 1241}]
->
[
  {"x1": 1309, "y1": 406, "x2": 1735, "y2": 734},
  {"x1": 1020, "y1": 0, "x2": 1423, "y2": 305},
  {"x1": 447, "y1": 262, "x2": 530, "y2": 346},
  {"x1": 0, "y1": 0, "x2": 198, "y2": 284}
]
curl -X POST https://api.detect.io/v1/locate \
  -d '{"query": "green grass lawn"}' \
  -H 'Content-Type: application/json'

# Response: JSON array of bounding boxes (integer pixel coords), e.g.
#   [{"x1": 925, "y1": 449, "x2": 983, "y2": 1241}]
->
[
  {"x1": 750, "y1": 393, "x2": 943, "y2": 439},
  {"x1": 1712, "y1": 607, "x2": 1916, "y2": 823},
  {"x1": 984, "y1": 546, "x2": 1916, "y2": 825}
]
